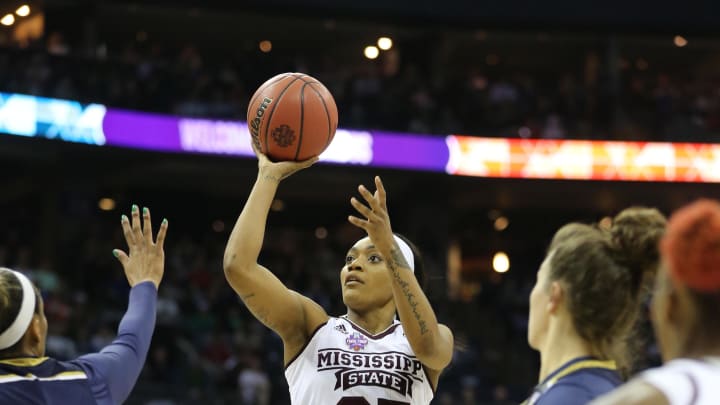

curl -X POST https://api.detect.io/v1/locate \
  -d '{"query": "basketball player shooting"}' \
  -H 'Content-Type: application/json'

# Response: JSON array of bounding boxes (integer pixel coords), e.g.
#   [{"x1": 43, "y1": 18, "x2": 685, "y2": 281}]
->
[{"x1": 223, "y1": 149, "x2": 453, "y2": 404}]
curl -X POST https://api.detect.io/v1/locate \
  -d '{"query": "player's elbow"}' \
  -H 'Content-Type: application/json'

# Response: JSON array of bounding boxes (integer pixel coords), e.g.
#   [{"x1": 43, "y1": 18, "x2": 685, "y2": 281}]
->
[
  {"x1": 222, "y1": 253, "x2": 252, "y2": 277},
  {"x1": 412, "y1": 327, "x2": 453, "y2": 371},
  {"x1": 414, "y1": 347, "x2": 451, "y2": 371},
  {"x1": 412, "y1": 339, "x2": 452, "y2": 371}
]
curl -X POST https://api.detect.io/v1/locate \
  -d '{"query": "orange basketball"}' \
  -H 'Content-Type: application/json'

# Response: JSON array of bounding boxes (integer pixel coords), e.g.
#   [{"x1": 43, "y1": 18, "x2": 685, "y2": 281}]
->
[{"x1": 247, "y1": 73, "x2": 338, "y2": 161}]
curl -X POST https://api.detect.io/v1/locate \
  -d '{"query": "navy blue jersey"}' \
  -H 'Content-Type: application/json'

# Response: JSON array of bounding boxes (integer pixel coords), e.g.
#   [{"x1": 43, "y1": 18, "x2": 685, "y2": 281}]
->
[
  {"x1": 523, "y1": 356, "x2": 622, "y2": 405},
  {"x1": 0, "y1": 357, "x2": 96, "y2": 404},
  {"x1": 0, "y1": 282, "x2": 157, "y2": 405}
]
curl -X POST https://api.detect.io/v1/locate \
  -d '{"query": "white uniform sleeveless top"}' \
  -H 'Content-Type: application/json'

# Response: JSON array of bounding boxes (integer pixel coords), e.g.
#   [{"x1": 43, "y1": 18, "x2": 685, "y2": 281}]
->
[
  {"x1": 640, "y1": 357, "x2": 720, "y2": 405},
  {"x1": 285, "y1": 316, "x2": 434, "y2": 405}
]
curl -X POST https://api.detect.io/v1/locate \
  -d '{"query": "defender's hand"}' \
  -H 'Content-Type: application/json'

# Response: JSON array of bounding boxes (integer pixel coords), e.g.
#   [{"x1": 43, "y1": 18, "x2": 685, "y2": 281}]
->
[{"x1": 113, "y1": 205, "x2": 168, "y2": 289}]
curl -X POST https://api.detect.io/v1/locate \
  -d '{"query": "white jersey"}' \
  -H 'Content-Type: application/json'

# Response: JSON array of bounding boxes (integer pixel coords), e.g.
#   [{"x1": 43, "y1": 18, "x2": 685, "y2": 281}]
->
[
  {"x1": 285, "y1": 316, "x2": 434, "y2": 405},
  {"x1": 640, "y1": 357, "x2": 720, "y2": 405}
]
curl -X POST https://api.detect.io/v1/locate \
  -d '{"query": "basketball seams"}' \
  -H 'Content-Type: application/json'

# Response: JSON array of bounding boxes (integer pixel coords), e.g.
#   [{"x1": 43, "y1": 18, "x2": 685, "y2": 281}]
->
[
  {"x1": 294, "y1": 73, "x2": 321, "y2": 86},
  {"x1": 292, "y1": 73, "x2": 319, "y2": 85},
  {"x1": 249, "y1": 73, "x2": 336, "y2": 161},
  {"x1": 263, "y1": 76, "x2": 304, "y2": 158},
  {"x1": 286, "y1": 74, "x2": 330, "y2": 157},
  {"x1": 307, "y1": 83, "x2": 334, "y2": 148},
  {"x1": 247, "y1": 74, "x2": 293, "y2": 119},
  {"x1": 295, "y1": 83, "x2": 309, "y2": 161}
]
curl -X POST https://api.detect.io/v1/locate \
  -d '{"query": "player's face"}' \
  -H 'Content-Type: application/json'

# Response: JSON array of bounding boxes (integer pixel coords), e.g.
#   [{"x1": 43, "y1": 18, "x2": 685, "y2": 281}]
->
[
  {"x1": 341, "y1": 237, "x2": 394, "y2": 311},
  {"x1": 528, "y1": 252, "x2": 553, "y2": 350}
]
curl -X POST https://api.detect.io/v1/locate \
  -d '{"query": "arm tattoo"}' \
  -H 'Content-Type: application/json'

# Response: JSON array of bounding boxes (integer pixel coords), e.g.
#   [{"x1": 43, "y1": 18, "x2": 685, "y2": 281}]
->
[
  {"x1": 262, "y1": 174, "x2": 282, "y2": 183},
  {"x1": 388, "y1": 252, "x2": 429, "y2": 335},
  {"x1": 260, "y1": 169, "x2": 295, "y2": 183},
  {"x1": 390, "y1": 246, "x2": 411, "y2": 270}
]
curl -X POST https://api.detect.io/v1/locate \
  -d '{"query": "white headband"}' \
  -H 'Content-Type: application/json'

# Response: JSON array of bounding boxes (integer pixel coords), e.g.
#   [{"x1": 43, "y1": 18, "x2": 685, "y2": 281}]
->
[
  {"x1": 393, "y1": 235, "x2": 415, "y2": 272},
  {"x1": 0, "y1": 268, "x2": 36, "y2": 350}
]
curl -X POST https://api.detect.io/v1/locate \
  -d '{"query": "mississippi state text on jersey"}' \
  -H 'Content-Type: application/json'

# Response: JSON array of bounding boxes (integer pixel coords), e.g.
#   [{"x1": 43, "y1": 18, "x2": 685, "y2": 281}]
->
[{"x1": 285, "y1": 316, "x2": 434, "y2": 405}]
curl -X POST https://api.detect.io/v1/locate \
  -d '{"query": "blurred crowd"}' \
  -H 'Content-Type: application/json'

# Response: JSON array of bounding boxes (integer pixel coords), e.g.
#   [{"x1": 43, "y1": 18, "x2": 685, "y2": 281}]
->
[
  {"x1": 0, "y1": 17, "x2": 685, "y2": 404},
  {"x1": 0, "y1": 199, "x2": 545, "y2": 404},
  {"x1": 0, "y1": 190, "x2": 665, "y2": 404},
  {"x1": 2, "y1": 29, "x2": 720, "y2": 142}
]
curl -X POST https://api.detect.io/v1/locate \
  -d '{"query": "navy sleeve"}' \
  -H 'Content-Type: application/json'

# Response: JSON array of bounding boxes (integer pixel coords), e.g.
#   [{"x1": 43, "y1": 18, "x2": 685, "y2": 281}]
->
[
  {"x1": 536, "y1": 382, "x2": 597, "y2": 405},
  {"x1": 73, "y1": 282, "x2": 157, "y2": 405}
]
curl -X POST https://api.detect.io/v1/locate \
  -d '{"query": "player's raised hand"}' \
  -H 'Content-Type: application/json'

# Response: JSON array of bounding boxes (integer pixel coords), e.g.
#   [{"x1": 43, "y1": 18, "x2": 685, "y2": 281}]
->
[
  {"x1": 113, "y1": 205, "x2": 168, "y2": 289},
  {"x1": 252, "y1": 140, "x2": 318, "y2": 183},
  {"x1": 348, "y1": 176, "x2": 396, "y2": 253}
]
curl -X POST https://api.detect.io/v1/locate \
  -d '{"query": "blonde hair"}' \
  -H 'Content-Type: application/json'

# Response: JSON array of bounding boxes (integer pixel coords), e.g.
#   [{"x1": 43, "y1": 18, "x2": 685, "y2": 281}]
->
[{"x1": 0, "y1": 270, "x2": 38, "y2": 353}]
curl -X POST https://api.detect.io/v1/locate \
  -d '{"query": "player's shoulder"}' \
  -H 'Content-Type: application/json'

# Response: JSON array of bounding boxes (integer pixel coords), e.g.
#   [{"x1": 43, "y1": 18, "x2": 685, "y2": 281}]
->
[
  {"x1": 322, "y1": 315, "x2": 363, "y2": 338},
  {"x1": 537, "y1": 381, "x2": 597, "y2": 405},
  {"x1": 651, "y1": 357, "x2": 714, "y2": 372},
  {"x1": 538, "y1": 369, "x2": 621, "y2": 405},
  {"x1": 588, "y1": 380, "x2": 669, "y2": 405},
  {"x1": 328, "y1": 315, "x2": 355, "y2": 326},
  {"x1": 638, "y1": 359, "x2": 715, "y2": 394},
  {"x1": 630, "y1": 359, "x2": 717, "y2": 405},
  {"x1": 568, "y1": 366, "x2": 622, "y2": 387},
  {"x1": 326, "y1": 315, "x2": 347, "y2": 329}
]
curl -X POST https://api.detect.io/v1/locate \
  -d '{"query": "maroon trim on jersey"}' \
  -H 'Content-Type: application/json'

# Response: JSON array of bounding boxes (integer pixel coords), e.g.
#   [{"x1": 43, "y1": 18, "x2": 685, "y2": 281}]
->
[
  {"x1": 284, "y1": 321, "x2": 328, "y2": 370},
  {"x1": 342, "y1": 316, "x2": 400, "y2": 340}
]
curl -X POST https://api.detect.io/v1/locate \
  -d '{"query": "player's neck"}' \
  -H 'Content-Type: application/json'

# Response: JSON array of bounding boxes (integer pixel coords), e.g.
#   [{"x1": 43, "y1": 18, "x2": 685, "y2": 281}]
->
[
  {"x1": 538, "y1": 323, "x2": 593, "y2": 382},
  {"x1": 345, "y1": 305, "x2": 396, "y2": 335}
]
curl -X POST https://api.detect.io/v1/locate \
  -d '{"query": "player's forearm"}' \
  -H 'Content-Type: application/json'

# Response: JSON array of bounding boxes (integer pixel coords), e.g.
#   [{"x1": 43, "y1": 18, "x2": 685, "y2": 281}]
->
[
  {"x1": 384, "y1": 243, "x2": 441, "y2": 355},
  {"x1": 223, "y1": 174, "x2": 279, "y2": 272},
  {"x1": 117, "y1": 281, "x2": 157, "y2": 349},
  {"x1": 76, "y1": 281, "x2": 158, "y2": 404}
]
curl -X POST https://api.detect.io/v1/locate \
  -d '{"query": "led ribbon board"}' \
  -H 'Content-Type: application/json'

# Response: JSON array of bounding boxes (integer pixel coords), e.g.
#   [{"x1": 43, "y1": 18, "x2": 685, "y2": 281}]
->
[{"x1": 2, "y1": 92, "x2": 719, "y2": 182}]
